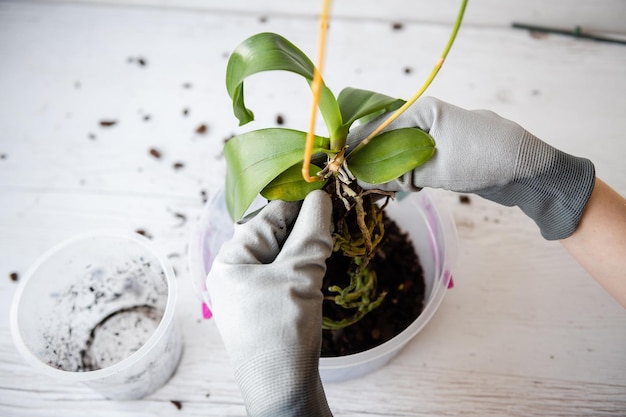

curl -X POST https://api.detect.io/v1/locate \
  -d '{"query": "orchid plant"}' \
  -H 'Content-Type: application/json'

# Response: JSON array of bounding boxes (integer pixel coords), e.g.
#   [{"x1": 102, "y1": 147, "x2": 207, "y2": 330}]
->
[{"x1": 223, "y1": 0, "x2": 467, "y2": 329}]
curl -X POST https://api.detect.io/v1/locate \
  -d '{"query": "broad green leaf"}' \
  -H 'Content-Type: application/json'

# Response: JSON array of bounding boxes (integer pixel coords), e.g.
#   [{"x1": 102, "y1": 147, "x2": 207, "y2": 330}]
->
[
  {"x1": 225, "y1": 128, "x2": 330, "y2": 220},
  {"x1": 346, "y1": 128, "x2": 435, "y2": 184},
  {"x1": 337, "y1": 87, "x2": 406, "y2": 128},
  {"x1": 226, "y1": 32, "x2": 343, "y2": 139},
  {"x1": 356, "y1": 100, "x2": 405, "y2": 125},
  {"x1": 261, "y1": 163, "x2": 326, "y2": 201}
]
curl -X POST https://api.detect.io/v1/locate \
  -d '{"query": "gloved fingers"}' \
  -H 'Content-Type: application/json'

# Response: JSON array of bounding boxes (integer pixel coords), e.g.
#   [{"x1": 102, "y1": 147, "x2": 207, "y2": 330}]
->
[
  {"x1": 346, "y1": 96, "x2": 479, "y2": 151},
  {"x1": 347, "y1": 96, "x2": 520, "y2": 192},
  {"x1": 219, "y1": 198, "x2": 301, "y2": 265},
  {"x1": 396, "y1": 95, "x2": 442, "y2": 131},
  {"x1": 207, "y1": 191, "x2": 333, "y2": 371},
  {"x1": 276, "y1": 190, "x2": 333, "y2": 265},
  {"x1": 470, "y1": 108, "x2": 500, "y2": 118},
  {"x1": 345, "y1": 96, "x2": 444, "y2": 160}
]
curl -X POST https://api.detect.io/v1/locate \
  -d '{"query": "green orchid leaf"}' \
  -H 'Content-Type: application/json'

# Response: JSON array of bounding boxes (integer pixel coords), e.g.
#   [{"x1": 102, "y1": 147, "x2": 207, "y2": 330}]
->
[
  {"x1": 337, "y1": 87, "x2": 406, "y2": 128},
  {"x1": 356, "y1": 100, "x2": 405, "y2": 125},
  {"x1": 226, "y1": 32, "x2": 343, "y2": 139},
  {"x1": 225, "y1": 128, "x2": 330, "y2": 220},
  {"x1": 261, "y1": 163, "x2": 326, "y2": 201},
  {"x1": 346, "y1": 128, "x2": 435, "y2": 184}
]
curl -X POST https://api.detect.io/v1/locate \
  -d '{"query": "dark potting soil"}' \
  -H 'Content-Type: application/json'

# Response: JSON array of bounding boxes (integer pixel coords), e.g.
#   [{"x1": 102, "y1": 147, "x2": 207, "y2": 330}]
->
[{"x1": 320, "y1": 213, "x2": 426, "y2": 357}]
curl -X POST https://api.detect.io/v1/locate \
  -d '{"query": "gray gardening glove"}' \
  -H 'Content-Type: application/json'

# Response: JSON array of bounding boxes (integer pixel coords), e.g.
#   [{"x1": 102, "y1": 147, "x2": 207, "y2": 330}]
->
[
  {"x1": 348, "y1": 96, "x2": 595, "y2": 240},
  {"x1": 206, "y1": 190, "x2": 333, "y2": 417}
]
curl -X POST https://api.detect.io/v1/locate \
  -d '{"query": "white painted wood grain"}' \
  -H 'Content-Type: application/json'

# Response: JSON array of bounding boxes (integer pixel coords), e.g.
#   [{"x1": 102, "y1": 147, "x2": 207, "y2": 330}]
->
[
  {"x1": 1, "y1": 1, "x2": 625, "y2": 416},
  {"x1": 31, "y1": 0, "x2": 626, "y2": 34}
]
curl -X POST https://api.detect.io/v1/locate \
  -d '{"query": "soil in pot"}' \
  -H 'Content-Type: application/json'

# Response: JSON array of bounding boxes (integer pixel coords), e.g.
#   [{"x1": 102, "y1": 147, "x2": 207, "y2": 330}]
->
[{"x1": 321, "y1": 212, "x2": 426, "y2": 357}]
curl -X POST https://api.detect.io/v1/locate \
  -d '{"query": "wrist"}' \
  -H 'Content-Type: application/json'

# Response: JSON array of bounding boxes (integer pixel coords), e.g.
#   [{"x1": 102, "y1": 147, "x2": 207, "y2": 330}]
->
[
  {"x1": 481, "y1": 132, "x2": 596, "y2": 240},
  {"x1": 235, "y1": 348, "x2": 332, "y2": 417}
]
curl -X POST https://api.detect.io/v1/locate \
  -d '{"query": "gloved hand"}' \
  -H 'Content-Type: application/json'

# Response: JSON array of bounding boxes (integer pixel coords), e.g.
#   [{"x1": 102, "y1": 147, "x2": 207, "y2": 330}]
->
[
  {"x1": 348, "y1": 96, "x2": 595, "y2": 240},
  {"x1": 206, "y1": 190, "x2": 333, "y2": 417}
]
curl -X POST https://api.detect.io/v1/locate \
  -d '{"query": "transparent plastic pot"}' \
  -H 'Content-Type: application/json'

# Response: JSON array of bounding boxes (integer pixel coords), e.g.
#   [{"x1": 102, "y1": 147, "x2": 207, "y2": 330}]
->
[
  {"x1": 188, "y1": 189, "x2": 457, "y2": 382},
  {"x1": 11, "y1": 231, "x2": 183, "y2": 400}
]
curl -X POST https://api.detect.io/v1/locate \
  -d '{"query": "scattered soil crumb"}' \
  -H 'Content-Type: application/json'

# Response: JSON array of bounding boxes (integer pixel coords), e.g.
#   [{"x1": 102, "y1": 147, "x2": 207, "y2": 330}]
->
[
  {"x1": 149, "y1": 148, "x2": 162, "y2": 159},
  {"x1": 276, "y1": 114, "x2": 285, "y2": 125},
  {"x1": 182, "y1": 108, "x2": 189, "y2": 117},
  {"x1": 143, "y1": 115, "x2": 151, "y2": 121},
  {"x1": 88, "y1": 133, "x2": 96, "y2": 140},
  {"x1": 128, "y1": 56, "x2": 147, "y2": 66},
  {"x1": 371, "y1": 328, "x2": 381, "y2": 340},
  {"x1": 531, "y1": 89, "x2": 541, "y2": 96},
  {"x1": 404, "y1": 66, "x2": 413, "y2": 74},
  {"x1": 0, "y1": 154, "x2": 7, "y2": 159},
  {"x1": 173, "y1": 162, "x2": 185, "y2": 170},
  {"x1": 135, "y1": 229, "x2": 153, "y2": 239},
  {"x1": 10, "y1": 272, "x2": 19, "y2": 282},
  {"x1": 170, "y1": 400, "x2": 182, "y2": 410},
  {"x1": 99, "y1": 120, "x2": 117, "y2": 127},
  {"x1": 392, "y1": 22, "x2": 404, "y2": 30},
  {"x1": 173, "y1": 212, "x2": 187, "y2": 225},
  {"x1": 182, "y1": 82, "x2": 192, "y2": 89},
  {"x1": 459, "y1": 195, "x2": 471, "y2": 204},
  {"x1": 259, "y1": 16, "x2": 268, "y2": 23},
  {"x1": 456, "y1": 218, "x2": 474, "y2": 229},
  {"x1": 200, "y1": 190, "x2": 208, "y2": 203},
  {"x1": 529, "y1": 31, "x2": 549, "y2": 40},
  {"x1": 196, "y1": 124, "x2": 208, "y2": 134}
]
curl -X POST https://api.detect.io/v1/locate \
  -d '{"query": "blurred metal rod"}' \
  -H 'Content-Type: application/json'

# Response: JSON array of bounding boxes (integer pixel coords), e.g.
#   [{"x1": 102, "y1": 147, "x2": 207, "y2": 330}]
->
[{"x1": 512, "y1": 22, "x2": 626, "y2": 46}]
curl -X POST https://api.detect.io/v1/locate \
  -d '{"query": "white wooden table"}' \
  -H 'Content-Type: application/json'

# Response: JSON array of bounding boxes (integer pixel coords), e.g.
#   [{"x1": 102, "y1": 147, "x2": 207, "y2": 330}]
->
[{"x1": 1, "y1": 1, "x2": 625, "y2": 416}]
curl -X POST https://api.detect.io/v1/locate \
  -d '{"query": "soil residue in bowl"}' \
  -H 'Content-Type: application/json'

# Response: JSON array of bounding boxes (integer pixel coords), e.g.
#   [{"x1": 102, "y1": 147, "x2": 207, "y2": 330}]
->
[
  {"x1": 39, "y1": 256, "x2": 169, "y2": 372},
  {"x1": 80, "y1": 305, "x2": 163, "y2": 371}
]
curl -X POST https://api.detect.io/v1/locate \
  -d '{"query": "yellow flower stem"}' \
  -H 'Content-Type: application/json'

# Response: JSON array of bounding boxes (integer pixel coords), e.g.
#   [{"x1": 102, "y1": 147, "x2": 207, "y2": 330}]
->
[
  {"x1": 351, "y1": 0, "x2": 468, "y2": 154},
  {"x1": 302, "y1": 0, "x2": 332, "y2": 183}
]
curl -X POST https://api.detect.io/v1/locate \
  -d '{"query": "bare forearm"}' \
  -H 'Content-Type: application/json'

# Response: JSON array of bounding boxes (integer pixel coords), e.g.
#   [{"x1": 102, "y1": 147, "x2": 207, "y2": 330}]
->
[{"x1": 561, "y1": 178, "x2": 626, "y2": 307}]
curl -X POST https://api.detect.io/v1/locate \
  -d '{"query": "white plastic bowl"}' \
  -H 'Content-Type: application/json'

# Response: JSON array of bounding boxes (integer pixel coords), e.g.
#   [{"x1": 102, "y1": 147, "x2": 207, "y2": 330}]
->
[
  {"x1": 188, "y1": 189, "x2": 457, "y2": 382},
  {"x1": 11, "y1": 231, "x2": 182, "y2": 400}
]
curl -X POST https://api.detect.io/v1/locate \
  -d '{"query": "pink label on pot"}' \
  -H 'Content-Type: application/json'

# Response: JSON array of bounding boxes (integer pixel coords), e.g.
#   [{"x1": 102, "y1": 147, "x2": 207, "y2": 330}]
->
[{"x1": 202, "y1": 303, "x2": 212, "y2": 319}]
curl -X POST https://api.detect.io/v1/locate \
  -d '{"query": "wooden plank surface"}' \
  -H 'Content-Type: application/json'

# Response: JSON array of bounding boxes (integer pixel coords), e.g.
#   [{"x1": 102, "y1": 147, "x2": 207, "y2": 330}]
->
[
  {"x1": 34, "y1": 0, "x2": 626, "y2": 33},
  {"x1": 1, "y1": 1, "x2": 625, "y2": 416}
]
